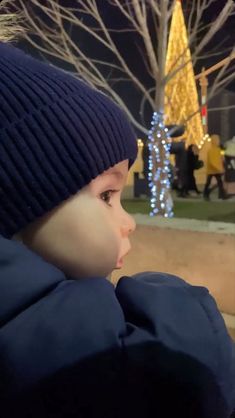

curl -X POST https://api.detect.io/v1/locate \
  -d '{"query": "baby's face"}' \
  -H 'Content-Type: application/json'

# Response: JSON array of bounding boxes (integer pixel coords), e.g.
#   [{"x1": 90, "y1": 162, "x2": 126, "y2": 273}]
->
[{"x1": 18, "y1": 160, "x2": 136, "y2": 278}]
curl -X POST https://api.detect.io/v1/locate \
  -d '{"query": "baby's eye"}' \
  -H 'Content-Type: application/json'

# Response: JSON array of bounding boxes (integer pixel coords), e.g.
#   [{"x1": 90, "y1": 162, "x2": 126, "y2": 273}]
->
[{"x1": 100, "y1": 190, "x2": 116, "y2": 206}]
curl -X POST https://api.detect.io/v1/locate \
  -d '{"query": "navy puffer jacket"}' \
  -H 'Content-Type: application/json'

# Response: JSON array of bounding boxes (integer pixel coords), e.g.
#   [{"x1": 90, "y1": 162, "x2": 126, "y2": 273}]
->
[{"x1": 0, "y1": 236, "x2": 234, "y2": 418}]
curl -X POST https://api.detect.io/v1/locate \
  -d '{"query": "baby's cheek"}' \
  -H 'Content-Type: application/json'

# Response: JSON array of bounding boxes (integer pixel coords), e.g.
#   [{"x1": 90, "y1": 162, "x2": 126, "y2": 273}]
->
[
  {"x1": 83, "y1": 216, "x2": 119, "y2": 276},
  {"x1": 64, "y1": 202, "x2": 120, "y2": 278},
  {"x1": 23, "y1": 195, "x2": 120, "y2": 278}
]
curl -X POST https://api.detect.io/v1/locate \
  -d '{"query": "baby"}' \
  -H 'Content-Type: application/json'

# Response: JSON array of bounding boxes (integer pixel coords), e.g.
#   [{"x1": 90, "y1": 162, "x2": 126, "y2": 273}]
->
[{"x1": 0, "y1": 43, "x2": 234, "y2": 418}]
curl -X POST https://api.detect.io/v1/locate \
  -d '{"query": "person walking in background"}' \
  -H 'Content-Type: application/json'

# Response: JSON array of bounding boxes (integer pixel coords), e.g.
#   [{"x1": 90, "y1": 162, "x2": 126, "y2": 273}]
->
[
  {"x1": 203, "y1": 134, "x2": 227, "y2": 200},
  {"x1": 185, "y1": 144, "x2": 202, "y2": 195},
  {"x1": 173, "y1": 139, "x2": 188, "y2": 197}
]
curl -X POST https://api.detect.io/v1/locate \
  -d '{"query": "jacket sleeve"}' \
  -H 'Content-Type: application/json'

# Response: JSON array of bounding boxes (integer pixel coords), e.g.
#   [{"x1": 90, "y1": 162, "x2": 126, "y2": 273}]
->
[{"x1": 116, "y1": 272, "x2": 235, "y2": 418}]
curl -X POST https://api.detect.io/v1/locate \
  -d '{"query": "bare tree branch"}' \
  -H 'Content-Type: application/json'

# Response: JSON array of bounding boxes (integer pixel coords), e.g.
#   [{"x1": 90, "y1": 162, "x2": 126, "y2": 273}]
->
[
  {"x1": 15, "y1": 0, "x2": 235, "y2": 136},
  {"x1": 196, "y1": 46, "x2": 232, "y2": 60},
  {"x1": 132, "y1": 0, "x2": 159, "y2": 77},
  {"x1": 188, "y1": 0, "x2": 216, "y2": 46},
  {"x1": 0, "y1": 0, "x2": 24, "y2": 42},
  {"x1": 208, "y1": 105, "x2": 235, "y2": 111},
  {"x1": 194, "y1": 0, "x2": 234, "y2": 56},
  {"x1": 209, "y1": 71, "x2": 235, "y2": 99},
  {"x1": 140, "y1": 86, "x2": 156, "y2": 125},
  {"x1": 149, "y1": 0, "x2": 161, "y2": 18},
  {"x1": 208, "y1": 55, "x2": 235, "y2": 98}
]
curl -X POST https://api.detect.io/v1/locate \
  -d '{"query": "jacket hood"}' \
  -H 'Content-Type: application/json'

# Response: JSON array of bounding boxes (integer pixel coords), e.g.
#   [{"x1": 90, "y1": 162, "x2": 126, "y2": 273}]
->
[{"x1": 0, "y1": 237, "x2": 65, "y2": 327}]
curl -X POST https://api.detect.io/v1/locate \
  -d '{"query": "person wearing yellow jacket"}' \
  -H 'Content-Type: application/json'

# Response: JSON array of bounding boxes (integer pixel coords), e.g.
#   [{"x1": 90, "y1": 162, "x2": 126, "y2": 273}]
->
[{"x1": 203, "y1": 135, "x2": 227, "y2": 200}]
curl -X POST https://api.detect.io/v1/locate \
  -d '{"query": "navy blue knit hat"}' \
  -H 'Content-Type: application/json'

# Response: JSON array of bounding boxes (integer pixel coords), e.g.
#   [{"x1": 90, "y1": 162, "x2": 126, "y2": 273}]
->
[{"x1": 0, "y1": 43, "x2": 137, "y2": 239}]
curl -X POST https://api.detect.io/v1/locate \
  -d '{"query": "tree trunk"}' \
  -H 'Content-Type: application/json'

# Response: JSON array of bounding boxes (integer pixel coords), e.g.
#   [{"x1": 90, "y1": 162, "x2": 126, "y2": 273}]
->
[{"x1": 156, "y1": 0, "x2": 169, "y2": 112}]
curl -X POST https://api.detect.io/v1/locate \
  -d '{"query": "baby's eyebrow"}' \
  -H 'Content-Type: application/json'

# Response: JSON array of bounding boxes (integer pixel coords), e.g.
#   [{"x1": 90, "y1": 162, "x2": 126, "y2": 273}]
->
[{"x1": 104, "y1": 171, "x2": 124, "y2": 180}]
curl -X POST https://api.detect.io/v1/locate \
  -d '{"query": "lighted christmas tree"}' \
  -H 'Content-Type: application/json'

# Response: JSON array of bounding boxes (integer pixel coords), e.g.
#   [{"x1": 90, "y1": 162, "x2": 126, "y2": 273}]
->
[{"x1": 164, "y1": 0, "x2": 203, "y2": 147}]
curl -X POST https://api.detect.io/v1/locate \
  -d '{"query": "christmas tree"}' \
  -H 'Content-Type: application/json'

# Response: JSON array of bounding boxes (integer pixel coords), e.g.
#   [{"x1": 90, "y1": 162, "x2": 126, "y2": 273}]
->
[{"x1": 164, "y1": 0, "x2": 203, "y2": 147}]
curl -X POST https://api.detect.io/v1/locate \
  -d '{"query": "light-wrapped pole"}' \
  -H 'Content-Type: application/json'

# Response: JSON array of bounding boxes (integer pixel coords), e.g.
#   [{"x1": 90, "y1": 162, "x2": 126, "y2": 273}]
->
[{"x1": 148, "y1": 111, "x2": 173, "y2": 217}]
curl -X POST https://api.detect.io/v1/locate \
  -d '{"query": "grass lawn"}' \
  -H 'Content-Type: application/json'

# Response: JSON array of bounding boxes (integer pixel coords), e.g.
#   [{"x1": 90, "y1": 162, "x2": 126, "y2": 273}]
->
[{"x1": 122, "y1": 199, "x2": 235, "y2": 223}]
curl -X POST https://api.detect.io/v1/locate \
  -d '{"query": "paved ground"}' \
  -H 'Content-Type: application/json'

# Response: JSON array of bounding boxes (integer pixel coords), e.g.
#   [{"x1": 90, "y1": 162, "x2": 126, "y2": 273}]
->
[
  {"x1": 132, "y1": 213, "x2": 235, "y2": 234},
  {"x1": 222, "y1": 313, "x2": 235, "y2": 341}
]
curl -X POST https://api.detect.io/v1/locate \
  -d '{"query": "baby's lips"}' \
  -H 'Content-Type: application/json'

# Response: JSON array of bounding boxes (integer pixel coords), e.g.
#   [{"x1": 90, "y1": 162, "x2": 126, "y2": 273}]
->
[
  {"x1": 116, "y1": 258, "x2": 124, "y2": 269},
  {"x1": 116, "y1": 246, "x2": 131, "y2": 269},
  {"x1": 115, "y1": 243, "x2": 131, "y2": 269}
]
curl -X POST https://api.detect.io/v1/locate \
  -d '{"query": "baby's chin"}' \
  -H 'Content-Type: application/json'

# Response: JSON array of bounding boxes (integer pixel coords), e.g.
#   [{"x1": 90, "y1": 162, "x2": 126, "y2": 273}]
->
[{"x1": 58, "y1": 252, "x2": 119, "y2": 279}]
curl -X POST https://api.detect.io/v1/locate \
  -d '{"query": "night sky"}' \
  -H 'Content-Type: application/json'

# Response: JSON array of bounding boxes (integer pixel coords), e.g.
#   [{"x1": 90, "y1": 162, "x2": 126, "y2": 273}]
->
[{"x1": 200, "y1": 0, "x2": 235, "y2": 85}]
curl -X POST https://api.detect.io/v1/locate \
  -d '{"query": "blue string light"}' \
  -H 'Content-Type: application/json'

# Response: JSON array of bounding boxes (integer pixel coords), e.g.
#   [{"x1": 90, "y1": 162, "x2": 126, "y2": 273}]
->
[{"x1": 148, "y1": 111, "x2": 174, "y2": 217}]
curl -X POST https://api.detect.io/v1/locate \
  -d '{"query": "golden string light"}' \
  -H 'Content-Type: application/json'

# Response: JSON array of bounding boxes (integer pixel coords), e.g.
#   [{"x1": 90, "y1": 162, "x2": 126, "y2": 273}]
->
[
  {"x1": 164, "y1": 0, "x2": 204, "y2": 148},
  {"x1": 198, "y1": 134, "x2": 211, "y2": 150}
]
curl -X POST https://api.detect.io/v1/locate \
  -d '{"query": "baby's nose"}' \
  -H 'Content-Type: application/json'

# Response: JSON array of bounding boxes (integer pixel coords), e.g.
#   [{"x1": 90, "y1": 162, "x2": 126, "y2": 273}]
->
[{"x1": 121, "y1": 211, "x2": 136, "y2": 236}]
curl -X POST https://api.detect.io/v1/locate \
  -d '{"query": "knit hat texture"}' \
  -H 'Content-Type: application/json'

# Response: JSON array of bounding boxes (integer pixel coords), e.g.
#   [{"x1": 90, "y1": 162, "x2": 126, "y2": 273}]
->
[{"x1": 0, "y1": 43, "x2": 137, "y2": 238}]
